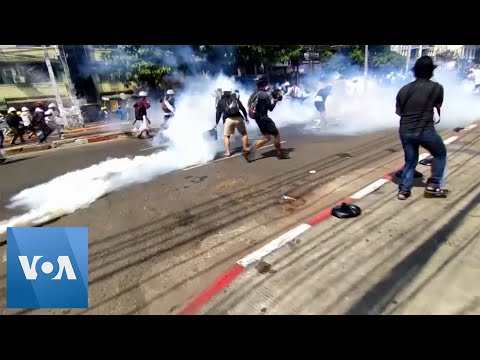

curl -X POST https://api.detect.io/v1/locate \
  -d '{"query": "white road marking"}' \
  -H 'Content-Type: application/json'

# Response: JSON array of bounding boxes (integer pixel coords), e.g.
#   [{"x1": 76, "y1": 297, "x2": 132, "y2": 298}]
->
[
  {"x1": 443, "y1": 136, "x2": 458, "y2": 145},
  {"x1": 182, "y1": 141, "x2": 287, "y2": 171},
  {"x1": 350, "y1": 178, "x2": 391, "y2": 200},
  {"x1": 237, "y1": 223, "x2": 312, "y2": 267}
]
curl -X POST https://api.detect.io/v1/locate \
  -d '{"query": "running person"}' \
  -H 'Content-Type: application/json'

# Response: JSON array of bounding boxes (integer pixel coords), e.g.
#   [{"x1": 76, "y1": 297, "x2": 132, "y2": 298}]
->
[
  {"x1": 314, "y1": 84, "x2": 332, "y2": 126},
  {"x1": 247, "y1": 75, "x2": 288, "y2": 161}
]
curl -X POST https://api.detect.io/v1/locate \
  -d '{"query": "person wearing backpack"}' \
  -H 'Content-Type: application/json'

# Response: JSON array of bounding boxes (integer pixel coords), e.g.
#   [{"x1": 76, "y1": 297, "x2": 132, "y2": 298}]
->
[
  {"x1": 161, "y1": 89, "x2": 176, "y2": 128},
  {"x1": 246, "y1": 75, "x2": 288, "y2": 160},
  {"x1": 215, "y1": 89, "x2": 250, "y2": 158},
  {"x1": 395, "y1": 56, "x2": 446, "y2": 200}
]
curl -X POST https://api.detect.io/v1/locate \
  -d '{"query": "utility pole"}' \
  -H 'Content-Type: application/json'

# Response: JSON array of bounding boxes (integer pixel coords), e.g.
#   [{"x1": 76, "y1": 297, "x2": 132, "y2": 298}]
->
[
  {"x1": 56, "y1": 46, "x2": 76, "y2": 105},
  {"x1": 43, "y1": 45, "x2": 67, "y2": 124},
  {"x1": 405, "y1": 45, "x2": 412, "y2": 75}
]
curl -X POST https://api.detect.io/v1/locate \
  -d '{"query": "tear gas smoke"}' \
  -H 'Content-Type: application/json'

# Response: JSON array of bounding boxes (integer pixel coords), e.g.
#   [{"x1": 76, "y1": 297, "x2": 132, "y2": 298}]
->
[
  {"x1": 2, "y1": 52, "x2": 480, "y2": 233},
  {"x1": 0, "y1": 74, "x2": 237, "y2": 234}
]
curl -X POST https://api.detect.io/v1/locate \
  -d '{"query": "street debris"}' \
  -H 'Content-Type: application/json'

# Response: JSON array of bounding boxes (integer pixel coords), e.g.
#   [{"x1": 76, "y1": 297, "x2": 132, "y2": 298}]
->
[
  {"x1": 279, "y1": 194, "x2": 296, "y2": 202},
  {"x1": 309, "y1": 170, "x2": 317, "y2": 174},
  {"x1": 331, "y1": 202, "x2": 362, "y2": 219}
]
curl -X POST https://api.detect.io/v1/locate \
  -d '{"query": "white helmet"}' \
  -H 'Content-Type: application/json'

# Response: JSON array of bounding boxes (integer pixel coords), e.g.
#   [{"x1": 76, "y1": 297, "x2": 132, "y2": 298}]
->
[
  {"x1": 283, "y1": 82, "x2": 290, "y2": 87},
  {"x1": 138, "y1": 91, "x2": 147, "y2": 97},
  {"x1": 48, "y1": 103, "x2": 56, "y2": 109},
  {"x1": 21, "y1": 107, "x2": 29, "y2": 112},
  {"x1": 44, "y1": 109, "x2": 53, "y2": 116},
  {"x1": 34, "y1": 107, "x2": 44, "y2": 113},
  {"x1": 8, "y1": 107, "x2": 16, "y2": 113},
  {"x1": 166, "y1": 89, "x2": 174, "y2": 95}
]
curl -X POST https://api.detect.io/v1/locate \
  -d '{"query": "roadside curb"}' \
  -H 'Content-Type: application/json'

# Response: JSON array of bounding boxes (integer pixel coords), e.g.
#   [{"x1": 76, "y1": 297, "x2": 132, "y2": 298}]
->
[
  {"x1": 178, "y1": 123, "x2": 479, "y2": 315},
  {"x1": 3, "y1": 143, "x2": 52, "y2": 156}
]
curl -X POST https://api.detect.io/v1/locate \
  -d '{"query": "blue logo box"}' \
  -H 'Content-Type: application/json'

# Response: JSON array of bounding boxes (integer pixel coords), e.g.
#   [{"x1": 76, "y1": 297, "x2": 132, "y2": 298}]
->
[{"x1": 7, "y1": 227, "x2": 88, "y2": 309}]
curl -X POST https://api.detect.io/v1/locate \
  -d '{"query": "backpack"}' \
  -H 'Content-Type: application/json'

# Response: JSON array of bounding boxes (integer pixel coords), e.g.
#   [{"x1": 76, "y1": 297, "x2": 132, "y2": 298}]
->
[
  {"x1": 134, "y1": 104, "x2": 144, "y2": 120},
  {"x1": 247, "y1": 91, "x2": 259, "y2": 119},
  {"x1": 225, "y1": 95, "x2": 240, "y2": 117}
]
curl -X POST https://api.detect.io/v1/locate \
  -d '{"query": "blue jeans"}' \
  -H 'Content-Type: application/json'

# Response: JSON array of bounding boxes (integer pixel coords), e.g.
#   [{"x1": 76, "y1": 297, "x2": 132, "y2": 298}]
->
[{"x1": 399, "y1": 130, "x2": 447, "y2": 192}]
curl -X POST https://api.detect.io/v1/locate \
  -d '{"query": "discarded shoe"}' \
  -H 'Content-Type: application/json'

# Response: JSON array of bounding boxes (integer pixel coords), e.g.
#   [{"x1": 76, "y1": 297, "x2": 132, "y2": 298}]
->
[
  {"x1": 419, "y1": 156, "x2": 433, "y2": 166},
  {"x1": 331, "y1": 202, "x2": 362, "y2": 219}
]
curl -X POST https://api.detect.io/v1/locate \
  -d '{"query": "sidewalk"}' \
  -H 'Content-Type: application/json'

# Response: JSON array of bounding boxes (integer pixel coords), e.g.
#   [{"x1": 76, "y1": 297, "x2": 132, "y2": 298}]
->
[
  {"x1": 2, "y1": 121, "x2": 163, "y2": 156},
  {"x1": 197, "y1": 128, "x2": 480, "y2": 315}
]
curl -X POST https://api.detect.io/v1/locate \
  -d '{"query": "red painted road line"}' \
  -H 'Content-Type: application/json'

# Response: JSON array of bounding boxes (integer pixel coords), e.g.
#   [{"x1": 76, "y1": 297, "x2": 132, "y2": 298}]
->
[
  {"x1": 306, "y1": 197, "x2": 354, "y2": 226},
  {"x1": 178, "y1": 263, "x2": 245, "y2": 315}
]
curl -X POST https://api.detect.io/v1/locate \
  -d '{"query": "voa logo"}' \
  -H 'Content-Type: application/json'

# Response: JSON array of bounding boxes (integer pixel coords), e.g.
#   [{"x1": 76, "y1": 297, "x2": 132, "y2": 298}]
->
[{"x1": 18, "y1": 256, "x2": 77, "y2": 280}]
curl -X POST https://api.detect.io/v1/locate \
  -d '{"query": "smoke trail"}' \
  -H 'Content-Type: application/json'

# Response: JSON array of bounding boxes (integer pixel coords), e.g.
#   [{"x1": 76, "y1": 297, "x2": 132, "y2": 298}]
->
[{"x1": 0, "y1": 74, "x2": 228, "y2": 234}]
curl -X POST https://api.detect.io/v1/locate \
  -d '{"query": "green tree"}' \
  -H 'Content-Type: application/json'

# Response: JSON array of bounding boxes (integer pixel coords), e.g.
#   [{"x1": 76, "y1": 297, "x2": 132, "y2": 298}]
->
[
  {"x1": 102, "y1": 45, "x2": 172, "y2": 91},
  {"x1": 371, "y1": 51, "x2": 406, "y2": 72}
]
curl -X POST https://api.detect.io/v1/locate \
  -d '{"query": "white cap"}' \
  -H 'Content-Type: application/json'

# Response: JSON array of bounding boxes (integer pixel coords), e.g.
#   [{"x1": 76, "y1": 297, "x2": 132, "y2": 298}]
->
[
  {"x1": 44, "y1": 109, "x2": 53, "y2": 116},
  {"x1": 166, "y1": 89, "x2": 174, "y2": 95},
  {"x1": 8, "y1": 107, "x2": 16, "y2": 113},
  {"x1": 138, "y1": 91, "x2": 147, "y2": 97},
  {"x1": 34, "y1": 107, "x2": 44, "y2": 113},
  {"x1": 48, "y1": 103, "x2": 56, "y2": 109},
  {"x1": 21, "y1": 107, "x2": 29, "y2": 112}
]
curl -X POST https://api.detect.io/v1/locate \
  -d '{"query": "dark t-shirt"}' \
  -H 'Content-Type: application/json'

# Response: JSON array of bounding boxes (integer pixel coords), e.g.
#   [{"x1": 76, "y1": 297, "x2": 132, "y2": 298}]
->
[
  {"x1": 396, "y1": 79, "x2": 444, "y2": 134},
  {"x1": 316, "y1": 87, "x2": 331, "y2": 102},
  {"x1": 255, "y1": 90, "x2": 276, "y2": 119}
]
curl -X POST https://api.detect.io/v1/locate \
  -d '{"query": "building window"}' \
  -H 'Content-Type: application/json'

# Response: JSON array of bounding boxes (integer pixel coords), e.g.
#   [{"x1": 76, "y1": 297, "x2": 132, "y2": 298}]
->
[{"x1": 3, "y1": 69, "x2": 15, "y2": 84}]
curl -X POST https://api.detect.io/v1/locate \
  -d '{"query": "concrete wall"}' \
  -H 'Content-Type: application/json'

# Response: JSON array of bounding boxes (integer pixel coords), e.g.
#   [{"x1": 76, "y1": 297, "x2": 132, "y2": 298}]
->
[{"x1": 0, "y1": 82, "x2": 68, "y2": 101}]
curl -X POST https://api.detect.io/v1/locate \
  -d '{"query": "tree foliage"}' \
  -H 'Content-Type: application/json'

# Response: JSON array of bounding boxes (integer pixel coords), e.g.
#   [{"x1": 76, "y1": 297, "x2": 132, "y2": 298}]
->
[
  {"x1": 102, "y1": 45, "x2": 172, "y2": 90},
  {"x1": 371, "y1": 51, "x2": 406, "y2": 71}
]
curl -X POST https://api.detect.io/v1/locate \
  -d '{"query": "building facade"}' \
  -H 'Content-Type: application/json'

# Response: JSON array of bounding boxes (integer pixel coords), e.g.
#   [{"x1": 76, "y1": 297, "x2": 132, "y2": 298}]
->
[{"x1": 0, "y1": 45, "x2": 69, "y2": 111}]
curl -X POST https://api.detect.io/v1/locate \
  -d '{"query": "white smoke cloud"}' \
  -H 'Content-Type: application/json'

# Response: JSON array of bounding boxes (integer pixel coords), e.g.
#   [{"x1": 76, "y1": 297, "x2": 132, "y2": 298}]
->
[
  {"x1": 0, "y1": 74, "x2": 235, "y2": 234},
  {"x1": 2, "y1": 59, "x2": 480, "y2": 234}
]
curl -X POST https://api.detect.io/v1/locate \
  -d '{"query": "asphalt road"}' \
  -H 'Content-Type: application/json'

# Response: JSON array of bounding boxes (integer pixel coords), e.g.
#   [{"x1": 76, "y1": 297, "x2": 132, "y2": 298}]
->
[{"x1": 0, "y1": 122, "x2": 451, "y2": 315}]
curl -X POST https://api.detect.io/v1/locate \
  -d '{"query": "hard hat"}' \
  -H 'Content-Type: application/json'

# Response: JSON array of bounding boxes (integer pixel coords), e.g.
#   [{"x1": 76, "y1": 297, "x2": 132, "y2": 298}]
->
[
  {"x1": 8, "y1": 107, "x2": 16, "y2": 113},
  {"x1": 138, "y1": 91, "x2": 147, "y2": 97},
  {"x1": 44, "y1": 109, "x2": 53, "y2": 116},
  {"x1": 21, "y1": 107, "x2": 29, "y2": 112},
  {"x1": 283, "y1": 81, "x2": 290, "y2": 87},
  {"x1": 48, "y1": 103, "x2": 56, "y2": 109},
  {"x1": 166, "y1": 89, "x2": 174, "y2": 95},
  {"x1": 34, "y1": 107, "x2": 44, "y2": 113}
]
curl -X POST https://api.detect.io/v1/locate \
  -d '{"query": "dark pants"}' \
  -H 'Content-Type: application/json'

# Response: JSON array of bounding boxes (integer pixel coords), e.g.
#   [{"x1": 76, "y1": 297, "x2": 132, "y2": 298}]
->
[
  {"x1": 38, "y1": 126, "x2": 53, "y2": 144},
  {"x1": 11, "y1": 127, "x2": 25, "y2": 144},
  {"x1": 399, "y1": 130, "x2": 447, "y2": 192}
]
